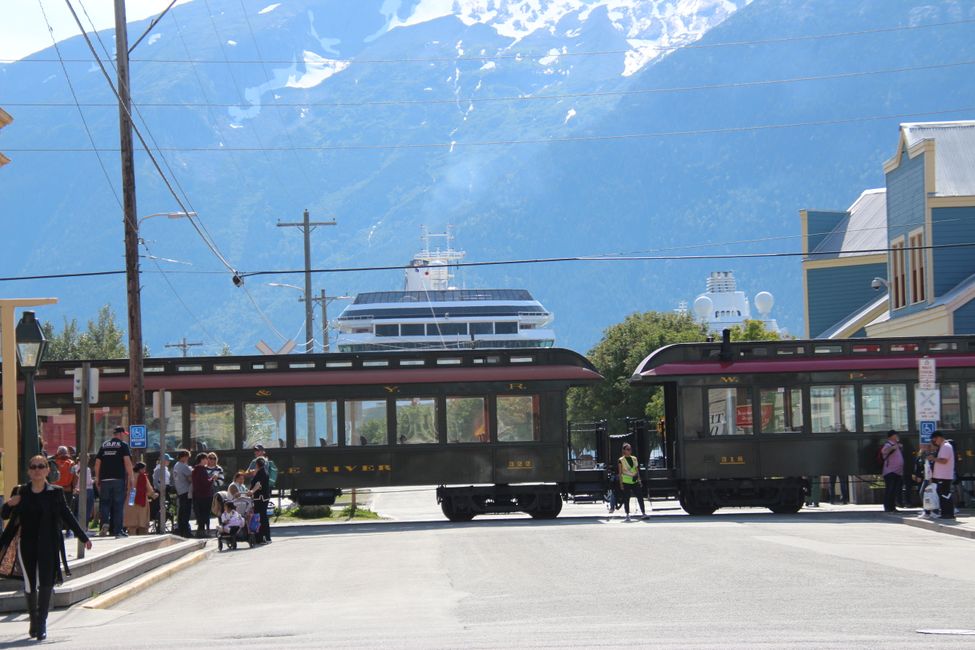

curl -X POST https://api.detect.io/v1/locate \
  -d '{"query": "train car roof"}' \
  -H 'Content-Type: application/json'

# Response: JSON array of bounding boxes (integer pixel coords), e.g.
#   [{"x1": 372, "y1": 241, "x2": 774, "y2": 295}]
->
[
  {"x1": 7, "y1": 348, "x2": 602, "y2": 395},
  {"x1": 631, "y1": 335, "x2": 975, "y2": 382}
]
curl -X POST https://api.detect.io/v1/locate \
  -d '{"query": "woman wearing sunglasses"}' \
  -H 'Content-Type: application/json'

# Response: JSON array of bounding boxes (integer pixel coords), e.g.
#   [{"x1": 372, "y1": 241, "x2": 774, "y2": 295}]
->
[{"x1": 0, "y1": 454, "x2": 92, "y2": 640}]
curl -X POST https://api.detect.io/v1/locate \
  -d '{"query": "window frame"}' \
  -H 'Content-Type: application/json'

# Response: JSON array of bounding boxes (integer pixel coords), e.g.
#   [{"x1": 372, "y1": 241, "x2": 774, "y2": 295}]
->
[
  {"x1": 890, "y1": 236, "x2": 907, "y2": 309},
  {"x1": 908, "y1": 228, "x2": 926, "y2": 304}
]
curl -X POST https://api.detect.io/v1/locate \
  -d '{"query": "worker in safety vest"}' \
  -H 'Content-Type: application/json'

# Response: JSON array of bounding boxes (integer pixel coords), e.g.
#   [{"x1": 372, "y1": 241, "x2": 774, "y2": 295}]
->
[{"x1": 618, "y1": 443, "x2": 648, "y2": 521}]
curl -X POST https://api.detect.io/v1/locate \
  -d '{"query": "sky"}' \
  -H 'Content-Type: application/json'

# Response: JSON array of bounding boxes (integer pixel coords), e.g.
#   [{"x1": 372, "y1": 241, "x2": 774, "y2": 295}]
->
[{"x1": 0, "y1": 0, "x2": 194, "y2": 61}]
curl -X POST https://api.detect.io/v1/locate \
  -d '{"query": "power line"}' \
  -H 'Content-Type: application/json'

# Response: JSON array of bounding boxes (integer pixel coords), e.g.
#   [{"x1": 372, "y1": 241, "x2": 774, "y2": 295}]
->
[
  {"x1": 5, "y1": 240, "x2": 973, "y2": 284},
  {"x1": 10, "y1": 104, "x2": 975, "y2": 153},
  {"x1": 10, "y1": 59, "x2": 975, "y2": 110},
  {"x1": 7, "y1": 16, "x2": 974, "y2": 66}
]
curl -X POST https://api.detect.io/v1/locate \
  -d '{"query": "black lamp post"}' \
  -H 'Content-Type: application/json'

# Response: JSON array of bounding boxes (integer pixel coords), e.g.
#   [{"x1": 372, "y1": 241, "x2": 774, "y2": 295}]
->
[{"x1": 16, "y1": 310, "x2": 47, "y2": 476}]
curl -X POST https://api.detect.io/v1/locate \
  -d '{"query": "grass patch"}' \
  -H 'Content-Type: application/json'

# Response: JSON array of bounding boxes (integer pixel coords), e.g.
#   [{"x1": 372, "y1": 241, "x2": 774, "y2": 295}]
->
[{"x1": 275, "y1": 504, "x2": 382, "y2": 522}]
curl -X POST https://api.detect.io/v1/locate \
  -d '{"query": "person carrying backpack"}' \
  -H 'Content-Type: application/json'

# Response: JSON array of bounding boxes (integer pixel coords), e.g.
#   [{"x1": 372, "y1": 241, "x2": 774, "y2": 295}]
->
[
  {"x1": 246, "y1": 444, "x2": 278, "y2": 490},
  {"x1": 880, "y1": 430, "x2": 904, "y2": 513}
]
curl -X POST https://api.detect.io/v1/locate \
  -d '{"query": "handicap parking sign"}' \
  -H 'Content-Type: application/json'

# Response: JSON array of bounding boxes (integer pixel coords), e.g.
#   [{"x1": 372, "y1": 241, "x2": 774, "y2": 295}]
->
[
  {"x1": 129, "y1": 424, "x2": 147, "y2": 449},
  {"x1": 919, "y1": 421, "x2": 936, "y2": 444}
]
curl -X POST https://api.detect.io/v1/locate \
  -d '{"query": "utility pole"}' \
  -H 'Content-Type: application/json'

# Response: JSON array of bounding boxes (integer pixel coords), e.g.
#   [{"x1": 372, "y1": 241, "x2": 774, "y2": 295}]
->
[
  {"x1": 114, "y1": 0, "x2": 145, "y2": 426},
  {"x1": 165, "y1": 337, "x2": 203, "y2": 357},
  {"x1": 276, "y1": 210, "x2": 335, "y2": 353}
]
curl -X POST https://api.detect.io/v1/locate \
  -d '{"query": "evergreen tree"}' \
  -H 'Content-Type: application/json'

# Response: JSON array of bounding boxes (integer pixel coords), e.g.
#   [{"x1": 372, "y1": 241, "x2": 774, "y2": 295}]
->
[{"x1": 39, "y1": 305, "x2": 127, "y2": 360}]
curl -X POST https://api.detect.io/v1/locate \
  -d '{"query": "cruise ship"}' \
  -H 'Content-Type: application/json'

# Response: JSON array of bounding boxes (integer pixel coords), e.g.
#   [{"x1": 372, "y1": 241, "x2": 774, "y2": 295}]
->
[{"x1": 334, "y1": 231, "x2": 555, "y2": 352}]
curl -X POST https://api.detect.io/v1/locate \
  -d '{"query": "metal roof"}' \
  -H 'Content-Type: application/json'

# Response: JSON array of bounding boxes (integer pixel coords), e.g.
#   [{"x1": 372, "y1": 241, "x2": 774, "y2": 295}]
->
[
  {"x1": 901, "y1": 121, "x2": 975, "y2": 196},
  {"x1": 810, "y1": 188, "x2": 887, "y2": 259}
]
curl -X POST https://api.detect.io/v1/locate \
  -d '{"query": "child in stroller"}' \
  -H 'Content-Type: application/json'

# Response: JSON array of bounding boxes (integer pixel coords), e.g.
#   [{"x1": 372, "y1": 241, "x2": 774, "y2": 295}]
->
[{"x1": 217, "y1": 501, "x2": 246, "y2": 551}]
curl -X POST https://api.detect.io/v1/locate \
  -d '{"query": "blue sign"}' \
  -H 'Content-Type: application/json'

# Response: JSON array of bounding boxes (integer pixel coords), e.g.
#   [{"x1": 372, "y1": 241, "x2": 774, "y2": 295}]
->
[
  {"x1": 920, "y1": 420, "x2": 937, "y2": 444},
  {"x1": 129, "y1": 424, "x2": 147, "y2": 449}
]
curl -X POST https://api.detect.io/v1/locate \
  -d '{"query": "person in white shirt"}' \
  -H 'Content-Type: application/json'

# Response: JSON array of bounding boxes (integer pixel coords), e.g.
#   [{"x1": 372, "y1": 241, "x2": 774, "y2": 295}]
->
[
  {"x1": 218, "y1": 502, "x2": 245, "y2": 551},
  {"x1": 930, "y1": 431, "x2": 956, "y2": 520}
]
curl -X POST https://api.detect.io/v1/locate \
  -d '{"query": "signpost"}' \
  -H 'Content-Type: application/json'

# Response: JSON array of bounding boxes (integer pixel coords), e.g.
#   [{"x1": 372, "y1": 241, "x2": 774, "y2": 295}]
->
[
  {"x1": 73, "y1": 363, "x2": 98, "y2": 559},
  {"x1": 917, "y1": 357, "x2": 939, "y2": 446},
  {"x1": 153, "y1": 390, "x2": 171, "y2": 534}
]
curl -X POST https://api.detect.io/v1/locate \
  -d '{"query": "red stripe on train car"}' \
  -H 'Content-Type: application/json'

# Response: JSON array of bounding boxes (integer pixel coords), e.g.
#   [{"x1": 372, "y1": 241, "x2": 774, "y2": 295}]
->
[
  {"x1": 638, "y1": 353, "x2": 975, "y2": 377},
  {"x1": 30, "y1": 365, "x2": 603, "y2": 395}
]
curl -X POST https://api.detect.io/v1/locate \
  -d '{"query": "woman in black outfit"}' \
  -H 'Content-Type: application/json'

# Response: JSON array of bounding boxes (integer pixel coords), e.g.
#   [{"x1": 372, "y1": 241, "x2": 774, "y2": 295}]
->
[
  {"x1": 250, "y1": 456, "x2": 271, "y2": 544},
  {"x1": 1, "y1": 454, "x2": 91, "y2": 640}
]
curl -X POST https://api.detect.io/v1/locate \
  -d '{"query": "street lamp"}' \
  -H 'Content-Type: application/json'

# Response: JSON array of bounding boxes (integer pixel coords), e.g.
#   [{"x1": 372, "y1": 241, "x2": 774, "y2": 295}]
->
[
  {"x1": 139, "y1": 211, "x2": 197, "y2": 225},
  {"x1": 16, "y1": 311, "x2": 47, "y2": 474}
]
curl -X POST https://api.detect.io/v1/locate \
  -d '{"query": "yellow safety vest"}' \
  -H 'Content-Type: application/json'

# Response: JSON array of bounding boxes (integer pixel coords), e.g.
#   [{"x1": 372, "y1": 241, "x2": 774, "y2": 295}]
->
[{"x1": 619, "y1": 455, "x2": 639, "y2": 484}]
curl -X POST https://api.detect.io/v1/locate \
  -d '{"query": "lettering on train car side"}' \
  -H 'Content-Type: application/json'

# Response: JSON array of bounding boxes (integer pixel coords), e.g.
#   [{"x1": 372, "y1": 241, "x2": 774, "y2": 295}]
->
[
  {"x1": 384, "y1": 385, "x2": 400, "y2": 393},
  {"x1": 848, "y1": 372, "x2": 865, "y2": 380},
  {"x1": 313, "y1": 464, "x2": 392, "y2": 473},
  {"x1": 508, "y1": 383, "x2": 526, "y2": 390},
  {"x1": 719, "y1": 377, "x2": 739, "y2": 383},
  {"x1": 506, "y1": 460, "x2": 534, "y2": 469},
  {"x1": 256, "y1": 389, "x2": 272, "y2": 397},
  {"x1": 286, "y1": 467, "x2": 301, "y2": 474},
  {"x1": 719, "y1": 455, "x2": 745, "y2": 465}
]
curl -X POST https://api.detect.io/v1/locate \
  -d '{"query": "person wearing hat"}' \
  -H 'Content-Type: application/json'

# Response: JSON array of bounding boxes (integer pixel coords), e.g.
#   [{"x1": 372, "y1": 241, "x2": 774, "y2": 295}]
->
[
  {"x1": 51, "y1": 446, "x2": 75, "y2": 493},
  {"x1": 246, "y1": 444, "x2": 278, "y2": 491},
  {"x1": 94, "y1": 426, "x2": 134, "y2": 537},
  {"x1": 930, "y1": 431, "x2": 956, "y2": 520}
]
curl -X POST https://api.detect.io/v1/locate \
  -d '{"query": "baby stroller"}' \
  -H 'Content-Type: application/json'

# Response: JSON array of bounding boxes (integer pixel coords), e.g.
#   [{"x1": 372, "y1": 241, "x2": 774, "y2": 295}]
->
[{"x1": 217, "y1": 495, "x2": 257, "y2": 550}]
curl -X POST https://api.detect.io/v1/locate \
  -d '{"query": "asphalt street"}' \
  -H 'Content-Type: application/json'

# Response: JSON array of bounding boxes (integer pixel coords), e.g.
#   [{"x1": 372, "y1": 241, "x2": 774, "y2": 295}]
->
[{"x1": 1, "y1": 490, "x2": 973, "y2": 648}]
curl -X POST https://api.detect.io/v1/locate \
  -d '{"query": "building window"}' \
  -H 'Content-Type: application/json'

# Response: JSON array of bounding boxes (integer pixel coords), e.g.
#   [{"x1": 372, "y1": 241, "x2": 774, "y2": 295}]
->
[
  {"x1": 890, "y1": 238, "x2": 906, "y2": 309},
  {"x1": 908, "y1": 229, "x2": 926, "y2": 303}
]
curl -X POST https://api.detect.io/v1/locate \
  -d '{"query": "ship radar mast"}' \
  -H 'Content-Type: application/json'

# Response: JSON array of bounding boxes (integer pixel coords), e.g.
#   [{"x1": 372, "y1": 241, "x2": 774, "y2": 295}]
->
[{"x1": 405, "y1": 226, "x2": 466, "y2": 291}]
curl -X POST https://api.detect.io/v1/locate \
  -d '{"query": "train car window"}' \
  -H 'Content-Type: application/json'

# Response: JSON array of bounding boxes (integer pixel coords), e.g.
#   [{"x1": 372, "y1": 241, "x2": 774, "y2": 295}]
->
[
  {"x1": 189, "y1": 403, "x2": 235, "y2": 451},
  {"x1": 326, "y1": 360, "x2": 353, "y2": 368},
  {"x1": 37, "y1": 406, "x2": 78, "y2": 456},
  {"x1": 707, "y1": 387, "x2": 753, "y2": 435},
  {"x1": 929, "y1": 341, "x2": 958, "y2": 352},
  {"x1": 243, "y1": 402, "x2": 287, "y2": 449},
  {"x1": 969, "y1": 385, "x2": 975, "y2": 430},
  {"x1": 446, "y1": 397, "x2": 489, "y2": 443},
  {"x1": 147, "y1": 405, "x2": 183, "y2": 451},
  {"x1": 852, "y1": 344, "x2": 881, "y2": 354},
  {"x1": 860, "y1": 385, "x2": 909, "y2": 432},
  {"x1": 775, "y1": 346, "x2": 805, "y2": 355},
  {"x1": 101, "y1": 367, "x2": 126, "y2": 375},
  {"x1": 89, "y1": 407, "x2": 129, "y2": 452},
  {"x1": 913, "y1": 383, "x2": 960, "y2": 430},
  {"x1": 496, "y1": 395, "x2": 541, "y2": 442},
  {"x1": 813, "y1": 345, "x2": 843, "y2": 355},
  {"x1": 294, "y1": 401, "x2": 339, "y2": 447},
  {"x1": 681, "y1": 388, "x2": 705, "y2": 439},
  {"x1": 144, "y1": 365, "x2": 165, "y2": 373},
  {"x1": 177, "y1": 364, "x2": 204, "y2": 372},
  {"x1": 399, "y1": 359, "x2": 425, "y2": 366},
  {"x1": 213, "y1": 364, "x2": 241, "y2": 371},
  {"x1": 759, "y1": 388, "x2": 804, "y2": 433},
  {"x1": 810, "y1": 385, "x2": 856, "y2": 433},
  {"x1": 289, "y1": 362, "x2": 316, "y2": 369},
  {"x1": 396, "y1": 398, "x2": 439, "y2": 444},
  {"x1": 889, "y1": 342, "x2": 918, "y2": 353},
  {"x1": 345, "y1": 399, "x2": 388, "y2": 446}
]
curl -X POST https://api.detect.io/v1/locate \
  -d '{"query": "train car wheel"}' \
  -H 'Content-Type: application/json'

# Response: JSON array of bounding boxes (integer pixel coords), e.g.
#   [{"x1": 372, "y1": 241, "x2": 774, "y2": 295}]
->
[
  {"x1": 528, "y1": 492, "x2": 563, "y2": 519},
  {"x1": 768, "y1": 497, "x2": 804, "y2": 514},
  {"x1": 679, "y1": 494, "x2": 717, "y2": 516},
  {"x1": 440, "y1": 498, "x2": 475, "y2": 522}
]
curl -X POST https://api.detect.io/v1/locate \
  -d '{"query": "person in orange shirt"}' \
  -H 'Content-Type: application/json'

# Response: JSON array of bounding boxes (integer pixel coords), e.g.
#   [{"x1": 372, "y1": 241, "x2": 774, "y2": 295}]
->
[{"x1": 51, "y1": 447, "x2": 75, "y2": 492}]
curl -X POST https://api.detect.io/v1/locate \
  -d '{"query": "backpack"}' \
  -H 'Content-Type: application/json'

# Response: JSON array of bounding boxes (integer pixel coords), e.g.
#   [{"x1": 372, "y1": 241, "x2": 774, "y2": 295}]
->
[{"x1": 248, "y1": 512, "x2": 261, "y2": 534}]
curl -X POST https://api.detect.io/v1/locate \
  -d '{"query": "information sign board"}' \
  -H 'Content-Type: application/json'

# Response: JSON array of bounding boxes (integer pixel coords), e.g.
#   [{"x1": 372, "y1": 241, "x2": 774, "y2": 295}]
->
[
  {"x1": 915, "y1": 389, "x2": 941, "y2": 423},
  {"x1": 129, "y1": 424, "x2": 147, "y2": 449},
  {"x1": 918, "y1": 358, "x2": 936, "y2": 390},
  {"x1": 920, "y1": 420, "x2": 937, "y2": 444}
]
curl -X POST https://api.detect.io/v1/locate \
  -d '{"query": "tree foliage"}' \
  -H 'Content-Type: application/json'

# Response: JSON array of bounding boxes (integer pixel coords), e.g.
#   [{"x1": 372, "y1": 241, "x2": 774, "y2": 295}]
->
[
  {"x1": 40, "y1": 305, "x2": 127, "y2": 361},
  {"x1": 567, "y1": 313, "x2": 782, "y2": 432}
]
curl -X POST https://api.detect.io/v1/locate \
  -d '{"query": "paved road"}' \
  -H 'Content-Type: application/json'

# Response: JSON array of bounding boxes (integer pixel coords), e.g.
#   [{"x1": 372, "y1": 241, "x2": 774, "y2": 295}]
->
[{"x1": 1, "y1": 493, "x2": 973, "y2": 648}]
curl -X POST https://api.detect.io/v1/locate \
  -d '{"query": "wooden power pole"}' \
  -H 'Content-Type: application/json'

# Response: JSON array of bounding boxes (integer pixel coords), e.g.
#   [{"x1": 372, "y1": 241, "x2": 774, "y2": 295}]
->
[
  {"x1": 277, "y1": 210, "x2": 335, "y2": 353},
  {"x1": 114, "y1": 0, "x2": 145, "y2": 426}
]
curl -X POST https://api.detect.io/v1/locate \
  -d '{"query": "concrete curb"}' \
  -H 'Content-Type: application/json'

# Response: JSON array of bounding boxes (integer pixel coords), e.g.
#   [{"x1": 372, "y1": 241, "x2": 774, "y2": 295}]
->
[
  {"x1": 80, "y1": 546, "x2": 213, "y2": 610},
  {"x1": 902, "y1": 517, "x2": 975, "y2": 540}
]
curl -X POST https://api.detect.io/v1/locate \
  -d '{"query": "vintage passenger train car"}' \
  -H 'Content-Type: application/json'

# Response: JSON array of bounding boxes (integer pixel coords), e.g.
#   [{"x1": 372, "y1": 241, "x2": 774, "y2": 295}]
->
[{"x1": 7, "y1": 335, "x2": 973, "y2": 519}]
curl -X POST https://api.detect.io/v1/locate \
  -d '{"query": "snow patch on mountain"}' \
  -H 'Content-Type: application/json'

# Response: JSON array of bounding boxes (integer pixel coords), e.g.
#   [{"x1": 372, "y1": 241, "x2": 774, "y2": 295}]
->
[
  {"x1": 285, "y1": 52, "x2": 351, "y2": 89},
  {"x1": 258, "y1": 3, "x2": 281, "y2": 15},
  {"x1": 378, "y1": 0, "x2": 749, "y2": 75}
]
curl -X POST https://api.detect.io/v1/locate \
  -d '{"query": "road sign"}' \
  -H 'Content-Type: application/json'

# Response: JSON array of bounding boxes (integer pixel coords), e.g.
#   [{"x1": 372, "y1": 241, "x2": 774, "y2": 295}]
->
[
  {"x1": 915, "y1": 389, "x2": 941, "y2": 422},
  {"x1": 152, "y1": 390, "x2": 172, "y2": 419},
  {"x1": 72, "y1": 368, "x2": 99, "y2": 404},
  {"x1": 920, "y1": 420, "x2": 937, "y2": 444},
  {"x1": 129, "y1": 424, "x2": 147, "y2": 449},
  {"x1": 918, "y1": 357, "x2": 936, "y2": 390}
]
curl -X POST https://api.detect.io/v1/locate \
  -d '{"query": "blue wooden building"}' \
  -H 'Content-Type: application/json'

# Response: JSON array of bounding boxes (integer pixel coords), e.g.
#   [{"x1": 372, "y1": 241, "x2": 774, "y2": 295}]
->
[{"x1": 802, "y1": 120, "x2": 975, "y2": 339}]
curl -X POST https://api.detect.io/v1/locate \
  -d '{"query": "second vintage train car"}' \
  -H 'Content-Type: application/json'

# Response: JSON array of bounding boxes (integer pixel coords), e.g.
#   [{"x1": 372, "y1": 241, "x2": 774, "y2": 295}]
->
[{"x1": 630, "y1": 333, "x2": 975, "y2": 514}]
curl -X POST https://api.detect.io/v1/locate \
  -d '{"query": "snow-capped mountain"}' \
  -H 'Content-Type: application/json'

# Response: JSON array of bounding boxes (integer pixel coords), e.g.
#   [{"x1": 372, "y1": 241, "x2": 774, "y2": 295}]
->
[{"x1": 2, "y1": 0, "x2": 974, "y2": 356}]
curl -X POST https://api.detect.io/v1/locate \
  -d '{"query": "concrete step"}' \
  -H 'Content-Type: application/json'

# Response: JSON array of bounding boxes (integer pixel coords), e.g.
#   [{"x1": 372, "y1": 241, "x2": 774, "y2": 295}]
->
[{"x1": 0, "y1": 535, "x2": 207, "y2": 612}]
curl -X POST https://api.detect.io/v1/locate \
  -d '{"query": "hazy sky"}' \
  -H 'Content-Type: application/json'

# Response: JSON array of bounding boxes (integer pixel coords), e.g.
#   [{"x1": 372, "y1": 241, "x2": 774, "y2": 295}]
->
[{"x1": 0, "y1": 0, "x2": 194, "y2": 61}]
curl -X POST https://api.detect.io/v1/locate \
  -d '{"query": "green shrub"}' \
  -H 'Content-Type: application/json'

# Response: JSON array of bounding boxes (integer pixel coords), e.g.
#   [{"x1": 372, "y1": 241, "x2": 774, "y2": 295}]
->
[{"x1": 294, "y1": 505, "x2": 331, "y2": 519}]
